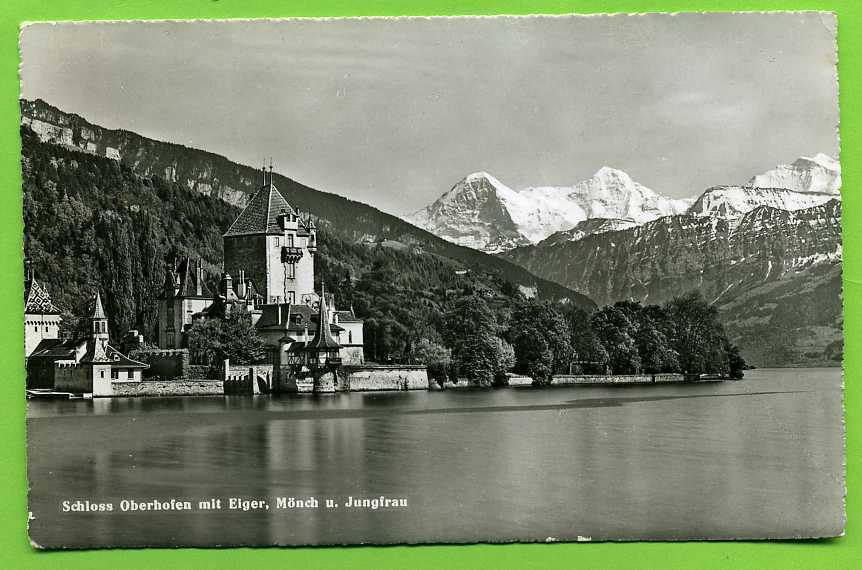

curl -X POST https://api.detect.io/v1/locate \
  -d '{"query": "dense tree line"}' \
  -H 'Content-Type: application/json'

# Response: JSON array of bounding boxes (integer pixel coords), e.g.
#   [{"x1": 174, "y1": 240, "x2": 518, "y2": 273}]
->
[{"x1": 408, "y1": 292, "x2": 746, "y2": 386}]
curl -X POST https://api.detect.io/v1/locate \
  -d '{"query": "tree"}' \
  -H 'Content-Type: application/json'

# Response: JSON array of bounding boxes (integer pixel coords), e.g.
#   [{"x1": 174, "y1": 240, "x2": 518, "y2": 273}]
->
[
  {"x1": 220, "y1": 311, "x2": 266, "y2": 364},
  {"x1": 187, "y1": 318, "x2": 222, "y2": 366},
  {"x1": 615, "y1": 302, "x2": 680, "y2": 374},
  {"x1": 725, "y1": 340, "x2": 747, "y2": 379},
  {"x1": 186, "y1": 311, "x2": 265, "y2": 366},
  {"x1": 492, "y1": 337, "x2": 516, "y2": 386},
  {"x1": 590, "y1": 305, "x2": 641, "y2": 374},
  {"x1": 508, "y1": 300, "x2": 571, "y2": 385},
  {"x1": 562, "y1": 306, "x2": 608, "y2": 374},
  {"x1": 664, "y1": 292, "x2": 734, "y2": 374},
  {"x1": 442, "y1": 295, "x2": 500, "y2": 386},
  {"x1": 412, "y1": 338, "x2": 452, "y2": 385}
]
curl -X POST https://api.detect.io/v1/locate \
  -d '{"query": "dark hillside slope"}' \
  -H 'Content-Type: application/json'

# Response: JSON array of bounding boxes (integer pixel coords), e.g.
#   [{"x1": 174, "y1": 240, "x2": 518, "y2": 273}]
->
[{"x1": 21, "y1": 98, "x2": 591, "y2": 307}]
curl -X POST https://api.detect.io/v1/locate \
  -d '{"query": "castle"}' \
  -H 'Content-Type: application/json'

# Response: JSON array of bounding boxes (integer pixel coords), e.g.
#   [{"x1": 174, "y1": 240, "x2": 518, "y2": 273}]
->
[{"x1": 156, "y1": 167, "x2": 365, "y2": 366}]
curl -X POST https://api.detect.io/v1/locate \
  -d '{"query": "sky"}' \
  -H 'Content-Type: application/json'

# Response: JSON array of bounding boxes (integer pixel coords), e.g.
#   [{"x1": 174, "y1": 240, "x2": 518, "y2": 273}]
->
[{"x1": 20, "y1": 13, "x2": 839, "y2": 216}]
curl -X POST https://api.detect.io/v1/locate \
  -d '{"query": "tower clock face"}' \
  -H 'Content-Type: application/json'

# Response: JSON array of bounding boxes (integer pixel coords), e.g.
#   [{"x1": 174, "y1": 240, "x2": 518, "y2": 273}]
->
[
  {"x1": 301, "y1": 293, "x2": 314, "y2": 305},
  {"x1": 311, "y1": 301, "x2": 320, "y2": 311}
]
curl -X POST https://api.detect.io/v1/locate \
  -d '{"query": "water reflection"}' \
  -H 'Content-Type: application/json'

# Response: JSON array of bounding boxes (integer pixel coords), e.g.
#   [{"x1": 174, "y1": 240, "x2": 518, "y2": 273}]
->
[{"x1": 27, "y1": 368, "x2": 844, "y2": 547}]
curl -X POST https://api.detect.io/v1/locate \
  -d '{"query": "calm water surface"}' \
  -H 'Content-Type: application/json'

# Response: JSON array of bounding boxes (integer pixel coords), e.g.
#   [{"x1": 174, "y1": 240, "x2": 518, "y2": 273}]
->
[{"x1": 27, "y1": 368, "x2": 844, "y2": 547}]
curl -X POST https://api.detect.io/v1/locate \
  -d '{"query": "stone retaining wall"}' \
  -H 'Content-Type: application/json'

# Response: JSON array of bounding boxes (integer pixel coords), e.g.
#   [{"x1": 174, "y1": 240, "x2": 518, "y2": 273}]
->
[
  {"x1": 552, "y1": 373, "x2": 686, "y2": 385},
  {"x1": 338, "y1": 365, "x2": 429, "y2": 392},
  {"x1": 110, "y1": 379, "x2": 223, "y2": 397}
]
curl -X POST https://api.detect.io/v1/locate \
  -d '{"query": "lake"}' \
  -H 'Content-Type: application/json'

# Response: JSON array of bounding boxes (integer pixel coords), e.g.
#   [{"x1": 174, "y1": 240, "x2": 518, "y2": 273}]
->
[{"x1": 26, "y1": 368, "x2": 844, "y2": 548}]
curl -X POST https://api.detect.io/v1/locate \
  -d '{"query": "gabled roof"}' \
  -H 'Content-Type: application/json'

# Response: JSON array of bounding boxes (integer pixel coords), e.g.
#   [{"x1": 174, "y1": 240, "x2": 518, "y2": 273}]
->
[
  {"x1": 29, "y1": 338, "x2": 80, "y2": 360},
  {"x1": 24, "y1": 278, "x2": 61, "y2": 315},
  {"x1": 223, "y1": 183, "x2": 298, "y2": 237},
  {"x1": 80, "y1": 341, "x2": 147, "y2": 368}
]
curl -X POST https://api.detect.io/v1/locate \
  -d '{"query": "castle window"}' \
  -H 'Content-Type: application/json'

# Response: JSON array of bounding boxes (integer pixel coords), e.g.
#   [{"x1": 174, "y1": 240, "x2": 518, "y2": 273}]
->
[
  {"x1": 286, "y1": 262, "x2": 296, "y2": 279},
  {"x1": 100, "y1": 370, "x2": 105, "y2": 378},
  {"x1": 34, "y1": 325, "x2": 38, "y2": 332},
  {"x1": 275, "y1": 237, "x2": 280, "y2": 246},
  {"x1": 287, "y1": 234, "x2": 294, "y2": 248},
  {"x1": 44, "y1": 326, "x2": 49, "y2": 332},
  {"x1": 111, "y1": 369, "x2": 119, "y2": 379},
  {"x1": 349, "y1": 331, "x2": 353, "y2": 343}
]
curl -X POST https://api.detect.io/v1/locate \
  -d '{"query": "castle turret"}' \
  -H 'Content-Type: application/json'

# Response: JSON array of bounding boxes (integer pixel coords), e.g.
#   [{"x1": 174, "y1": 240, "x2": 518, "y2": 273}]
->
[
  {"x1": 306, "y1": 283, "x2": 341, "y2": 366},
  {"x1": 92, "y1": 291, "x2": 108, "y2": 341}
]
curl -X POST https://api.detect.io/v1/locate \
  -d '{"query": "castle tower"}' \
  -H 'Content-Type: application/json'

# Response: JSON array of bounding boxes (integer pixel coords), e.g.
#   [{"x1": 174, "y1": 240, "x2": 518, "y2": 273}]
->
[
  {"x1": 222, "y1": 166, "x2": 317, "y2": 306},
  {"x1": 23, "y1": 266, "x2": 62, "y2": 357}
]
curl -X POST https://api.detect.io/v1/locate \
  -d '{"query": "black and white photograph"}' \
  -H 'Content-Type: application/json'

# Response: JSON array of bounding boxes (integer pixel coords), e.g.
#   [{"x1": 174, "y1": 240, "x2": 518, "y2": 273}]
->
[{"x1": 21, "y1": 13, "x2": 843, "y2": 548}]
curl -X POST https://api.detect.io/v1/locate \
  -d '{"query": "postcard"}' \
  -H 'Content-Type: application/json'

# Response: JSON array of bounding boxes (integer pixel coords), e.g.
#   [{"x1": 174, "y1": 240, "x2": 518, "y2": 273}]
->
[{"x1": 21, "y1": 13, "x2": 843, "y2": 548}]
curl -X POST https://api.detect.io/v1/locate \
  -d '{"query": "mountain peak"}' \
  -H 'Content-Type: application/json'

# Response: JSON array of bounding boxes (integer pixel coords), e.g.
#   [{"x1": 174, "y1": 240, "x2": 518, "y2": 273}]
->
[
  {"x1": 410, "y1": 166, "x2": 689, "y2": 252},
  {"x1": 749, "y1": 153, "x2": 841, "y2": 195},
  {"x1": 593, "y1": 166, "x2": 630, "y2": 179}
]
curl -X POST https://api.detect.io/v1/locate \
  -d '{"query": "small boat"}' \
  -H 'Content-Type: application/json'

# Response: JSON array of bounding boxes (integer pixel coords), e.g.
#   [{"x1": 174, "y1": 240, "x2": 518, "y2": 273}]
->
[{"x1": 26, "y1": 389, "x2": 81, "y2": 400}]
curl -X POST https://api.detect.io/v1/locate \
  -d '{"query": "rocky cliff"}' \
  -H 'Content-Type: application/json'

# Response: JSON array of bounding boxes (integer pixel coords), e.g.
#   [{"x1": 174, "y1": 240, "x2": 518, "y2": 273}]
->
[{"x1": 503, "y1": 201, "x2": 843, "y2": 366}]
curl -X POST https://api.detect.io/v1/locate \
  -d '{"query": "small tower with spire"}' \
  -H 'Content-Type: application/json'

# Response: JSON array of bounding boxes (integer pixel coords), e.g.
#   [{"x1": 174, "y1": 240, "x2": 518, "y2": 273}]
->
[
  {"x1": 92, "y1": 291, "x2": 108, "y2": 340},
  {"x1": 90, "y1": 291, "x2": 110, "y2": 362}
]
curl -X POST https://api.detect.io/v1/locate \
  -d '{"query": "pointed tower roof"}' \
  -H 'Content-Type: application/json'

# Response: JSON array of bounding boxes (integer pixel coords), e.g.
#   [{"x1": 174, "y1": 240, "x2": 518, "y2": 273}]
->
[
  {"x1": 92, "y1": 291, "x2": 106, "y2": 319},
  {"x1": 223, "y1": 182, "x2": 297, "y2": 237},
  {"x1": 24, "y1": 278, "x2": 61, "y2": 315},
  {"x1": 307, "y1": 283, "x2": 341, "y2": 350}
]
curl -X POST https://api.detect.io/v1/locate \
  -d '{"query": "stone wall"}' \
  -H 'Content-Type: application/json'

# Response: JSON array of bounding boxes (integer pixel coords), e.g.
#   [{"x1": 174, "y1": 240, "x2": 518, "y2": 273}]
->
[
  {"x1": 130, "y1": 348, "x2": 189, "y2": 380},
  {"x1": 223, "y1": 362, "x2": 274, "y2": 395},
  {"x1": 53, "y1": 364, "x2": 90, "y2": 393},
  {"x1": 110, "y1": 379, "x2": 223, "y2": 397},
  {"x1": 551, "y1": 373, "x2": 686, "y2": 385},
  {"x1": 337, "y1": 365, "x2": 429, "y2": 392}
]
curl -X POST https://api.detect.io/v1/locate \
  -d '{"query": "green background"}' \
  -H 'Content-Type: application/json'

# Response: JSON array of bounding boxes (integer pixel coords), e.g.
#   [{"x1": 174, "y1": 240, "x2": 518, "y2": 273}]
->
[{"x1": 0, "y1": 1, "x2": 858, "y2": 568}]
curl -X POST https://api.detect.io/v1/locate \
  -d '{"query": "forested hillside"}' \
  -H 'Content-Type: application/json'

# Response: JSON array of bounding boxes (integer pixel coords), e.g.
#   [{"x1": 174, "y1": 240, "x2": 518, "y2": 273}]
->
[
  {"x1": 21, "y1": 98, "x2": 589, "y2": 304},
  {"x1": 21, "y1": 126, "x2": 580, "y2": 359}
]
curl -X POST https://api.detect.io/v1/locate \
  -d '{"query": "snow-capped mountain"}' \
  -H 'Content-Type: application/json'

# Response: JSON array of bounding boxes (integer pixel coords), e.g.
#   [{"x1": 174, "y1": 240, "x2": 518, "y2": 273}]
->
[
  {"x1": 406, "y1": 171, "x2": 533, "y2": 252},
  {"x1": 687, "y1": 186, "x2": 837, "y2": 218},
  {"x1": 748, "y1": 153, "x2": 841, "y2": 195},
  {"x1": 408, "y1": 168, "x2": 691, "y2": 253},
  {"x1": 686, "y1": 154, "x2": 842, "y2": 218}
]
